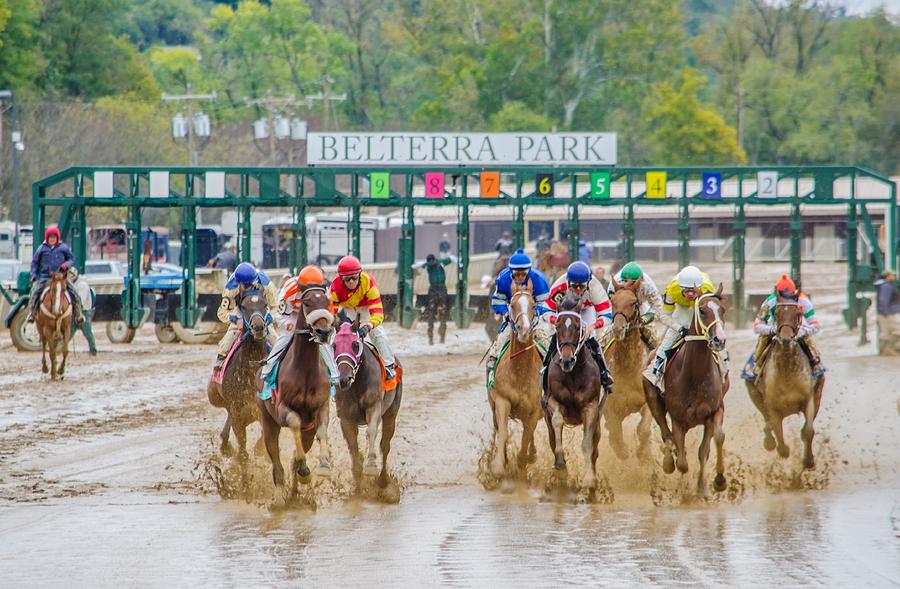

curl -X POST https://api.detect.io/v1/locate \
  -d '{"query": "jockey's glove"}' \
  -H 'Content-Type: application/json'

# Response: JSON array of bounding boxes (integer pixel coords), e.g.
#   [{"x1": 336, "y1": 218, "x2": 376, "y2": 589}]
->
[
  {"x1": 641, "y1": 312, "x2": 655, "y2": 325},
  {"x1": 358, "y1": 324, "x2": 370, "y2": 339},
  {"x1": 229, "y1": 314, "x2": 239, "y2": 324}
]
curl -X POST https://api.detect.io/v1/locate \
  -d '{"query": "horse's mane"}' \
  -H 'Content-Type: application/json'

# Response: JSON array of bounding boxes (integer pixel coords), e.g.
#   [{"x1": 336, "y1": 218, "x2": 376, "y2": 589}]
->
[{"x1": 560, "y1": 291, "x2": 581, "y2": 312}]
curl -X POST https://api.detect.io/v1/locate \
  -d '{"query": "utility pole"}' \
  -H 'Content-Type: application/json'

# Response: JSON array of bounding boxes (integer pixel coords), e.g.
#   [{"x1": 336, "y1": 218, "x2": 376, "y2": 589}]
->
[
  {"x1": 246, "y1": 92, "x2": 307, "y2": 165},
  {"x1": 162, "y1": 83, "x2": 216, "y2": 166},
  {"x1": 0, "y1": 90, "x2": 22, "y2": 258},
  {"x1": 306, "y1": 76, "x2": 347, "y2": 131}
]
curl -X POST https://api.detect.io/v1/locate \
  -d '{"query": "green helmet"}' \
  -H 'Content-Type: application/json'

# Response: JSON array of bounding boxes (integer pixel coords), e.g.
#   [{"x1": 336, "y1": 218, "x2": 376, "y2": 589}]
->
[{"x1": 620, "y1": 262, "x2": 643, "y2": 281}]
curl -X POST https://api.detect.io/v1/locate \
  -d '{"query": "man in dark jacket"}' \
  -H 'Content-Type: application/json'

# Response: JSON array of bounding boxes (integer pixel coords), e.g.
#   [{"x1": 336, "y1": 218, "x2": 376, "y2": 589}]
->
[
  {"x1": 27, "y1": 226, "x2": 84, "y2": 325},
  {"x1": 875, "y1": 269, "x2": 900, "y2": 316}
]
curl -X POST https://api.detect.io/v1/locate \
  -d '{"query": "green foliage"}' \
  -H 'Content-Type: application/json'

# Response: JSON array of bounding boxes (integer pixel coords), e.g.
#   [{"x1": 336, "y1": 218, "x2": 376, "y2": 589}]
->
[
  {"x1": 149, "y1": 46, "x2": 204, "y2": 93},
  {"x1": 487, "y1": 101, "x2": 554, "y2": 132},
  {"x1": 643, "y1": 70, "x2": 746, "y2": 165},
  {"x1": 0, "y1": 0, "x2": 42, "y2": 91},
  {"x1": 119, "y1": 0, "x2": 209, "y2": 49}
]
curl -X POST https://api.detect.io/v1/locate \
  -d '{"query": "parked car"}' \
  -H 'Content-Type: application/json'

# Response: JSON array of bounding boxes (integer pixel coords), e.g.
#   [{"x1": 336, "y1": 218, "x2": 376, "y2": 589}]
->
[{"x1": 83, "y1": 260, "x2": 126, "y2": 282}]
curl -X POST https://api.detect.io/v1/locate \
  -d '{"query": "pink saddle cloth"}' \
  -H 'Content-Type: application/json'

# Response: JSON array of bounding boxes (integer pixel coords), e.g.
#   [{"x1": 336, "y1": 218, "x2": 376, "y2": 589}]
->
[{"x1": 210, "y1": 336, "x2": 243, "y2": 385}]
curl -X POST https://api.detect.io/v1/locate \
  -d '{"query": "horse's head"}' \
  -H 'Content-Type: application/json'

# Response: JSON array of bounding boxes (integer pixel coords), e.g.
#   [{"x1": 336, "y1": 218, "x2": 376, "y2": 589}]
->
[
  {"x1": 333, "y1": 319, "x2": 363, "y2": 390},
  {"x1": 555, "y1": 292, "x2": 584, "y2": 373},
  {"x1": 610, "y1": 277, "x2": 641, "y2": 339},
  {"x1": 296, "y1": 282, "x2": 334, "y2": 343},
  {"x1": 239, "y1": 289, "x2": 269, "y2": 341},
  {"x1": 691, "y1": 283, "x2": 727, "y2": 352},
  {"x1": 509, "y1": 282, "x2": 535, "y2": 343},
  {"x1": 773, "y1": 294, "x2": 803, "y2": 343}
]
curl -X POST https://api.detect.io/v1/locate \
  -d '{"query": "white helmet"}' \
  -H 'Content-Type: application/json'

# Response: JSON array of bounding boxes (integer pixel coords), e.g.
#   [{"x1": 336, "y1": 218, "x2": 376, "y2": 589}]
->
[{"x1": 676, "y1": 265, "x2": 704, "y2": 289}]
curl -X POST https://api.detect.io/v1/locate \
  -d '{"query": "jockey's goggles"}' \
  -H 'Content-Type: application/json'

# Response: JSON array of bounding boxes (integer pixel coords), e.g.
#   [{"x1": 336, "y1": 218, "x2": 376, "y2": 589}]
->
[
  {"x1": 568, "y1": 281, "x2": 588, "y2": 290},
  {"x1": 342, "y1": 274, "x2": 361, "y2": 284},
  {"x1": 511, "y1": 270, "x2": 529, "y2": 280},
  {"x1": 777, "y1": 288, "x2": 797, "y2": 299},
  {"x1": 681, "y1": 287, "x2": 699, "y2": 297}
]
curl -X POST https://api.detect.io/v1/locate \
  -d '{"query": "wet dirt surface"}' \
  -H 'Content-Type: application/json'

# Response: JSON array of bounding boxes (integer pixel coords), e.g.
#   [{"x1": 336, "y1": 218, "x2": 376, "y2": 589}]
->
[{"x1": 1, "y1": 263, "x2": 899, "y2": 587}]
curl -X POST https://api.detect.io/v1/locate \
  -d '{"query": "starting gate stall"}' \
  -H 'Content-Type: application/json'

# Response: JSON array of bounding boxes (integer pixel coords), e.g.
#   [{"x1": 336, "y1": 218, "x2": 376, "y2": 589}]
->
[{"x1": 26, "y1": 161, "x2": 897, "y2": 335}]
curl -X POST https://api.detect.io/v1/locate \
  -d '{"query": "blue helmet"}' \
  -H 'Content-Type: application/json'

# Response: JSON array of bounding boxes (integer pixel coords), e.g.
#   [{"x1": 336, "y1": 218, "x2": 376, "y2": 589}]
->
[
  {"x1": 508, "y1": 248, "x2": 532, "y2": 271},
  {"x1": 566, "y1": 261, "x2": 591, "y2": 284},
  {"x1": 234, "y1": 262, "x2": 258, "y2": 285}
]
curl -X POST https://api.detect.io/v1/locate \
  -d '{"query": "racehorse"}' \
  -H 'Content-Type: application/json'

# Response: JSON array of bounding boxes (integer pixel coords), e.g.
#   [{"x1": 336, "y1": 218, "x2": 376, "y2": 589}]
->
[
  {"x1": 36, "y1": 271, "x2": 72, "y2": 380},
  {"x1": 643, "y1": 286, "x2": 729, "y2": 496},
  {"x1": 537, "y1": 241, "x2": 569, "y2": 283},
  {"x1": 604, "y1": 278, "x2": 653, "y2": 460},
  {"x1": 745, "y1": 297, "x2": 824, "y2": 469},
  {"x1": 256, "y1": 282, "x2": 335, "y2": 487},
  {"x1": 332, "y1": 318, "x2": 403, "y2": 487},
  {"x1": 544, "y1": 293, "x2": 609, "y2": 490},
  {"x1": 207, "y1": 289, "x2": 270, "y2": 459},
  {"x1": 487, "y1": 283, "x2": 541, "y2": 478}
]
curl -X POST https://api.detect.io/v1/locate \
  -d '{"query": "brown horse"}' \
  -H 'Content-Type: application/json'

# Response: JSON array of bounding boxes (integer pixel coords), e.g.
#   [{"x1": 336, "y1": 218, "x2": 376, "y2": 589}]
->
[
  {"x1": 537, "y1": 241, "x2": 569, "y2": 283},
  {"x1": 544, "y1": 293, "x2": 608, "y2": 490},
  {"x1": 36, "y1": 271, "x2": 72, "y2": 380},
  {"x1": 604, "y1": 278, "x2": 653, "y2": 460},
  {"x1": 207, "y1": 289, "x2": 271, "y2": 459},
  {"x1": 643, "y1": 287, "x2": 729, "y2": 496},
  {"x1": 256, "y1": 282, "x2": 335, "y2": 487},
  {"x1": 333, "y1": 318, "x2": 403, "y2": 487},
  {"x1": 484, "y1": 254, "x2": 511, "y2": 342},
  {"x1": 488, "y1": 283, "x2": 542, "y2": 478},
  {"x1": 745, "y1": 298, "x2": 824, "y2": 469}
]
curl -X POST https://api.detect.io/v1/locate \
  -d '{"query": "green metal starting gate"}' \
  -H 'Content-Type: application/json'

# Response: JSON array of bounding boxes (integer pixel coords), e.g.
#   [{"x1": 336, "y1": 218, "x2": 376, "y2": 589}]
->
[{"x1": 32, "y1": 165, "x2": 896, "y2": 331}]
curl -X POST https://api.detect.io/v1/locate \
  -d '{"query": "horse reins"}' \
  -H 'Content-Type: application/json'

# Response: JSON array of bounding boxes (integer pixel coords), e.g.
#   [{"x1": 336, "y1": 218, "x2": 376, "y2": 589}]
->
[{"x1": 685, "y1": 292, "x2": 722, "y2": 346}]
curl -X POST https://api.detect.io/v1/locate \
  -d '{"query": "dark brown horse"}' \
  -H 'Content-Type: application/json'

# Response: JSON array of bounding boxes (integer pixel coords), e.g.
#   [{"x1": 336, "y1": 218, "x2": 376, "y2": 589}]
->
[
  {"x1": 256, "y1": 282, "x2": 335, "y2": 487},
  {"x1": 36, "y1": 271, "x2": 72, "y2": 380},
  {"x1": 604, "y1": 278, "x2": 653, "y2": 460},
  {"x1": 207, "y1": 289, "x2": 271, "y2": 459},
  {"x1": 333, "y1": 318, "x2": 403, "y2": 487},
  {"x1": 544, "y1": 293, "x2": 608, "y2": 490},
  {"x1": 745, "y1": 297, "x2": 824, "y2": 469},
  {"x1": 643, "y1": 287, "x2": 729, "y2": 496}
]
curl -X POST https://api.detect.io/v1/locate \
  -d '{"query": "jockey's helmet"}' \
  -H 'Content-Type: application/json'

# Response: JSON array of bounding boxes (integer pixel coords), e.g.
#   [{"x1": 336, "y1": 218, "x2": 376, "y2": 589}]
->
[
  {"x1": 337, "y1": 255, "x2": 363, "y2": 277},
  {"x1": 297, "y1": 265, "x2": 326, "y2": 286},
  {"x1": 44, "y1": 226, "x2": 61, "y2": 243},
  {"x1": 508, "y1": 249, "x2": 532, "y2": 282},
  {"x1": 566, "y1": 261, "x2": 592, "y2": 286},
  {"x1": 620, "y1": 262, "x2": 643, "y2": 281},
  {"x1": 234, "y1": 262, "x2": 258, "y2": 285},
  {"x1": 775, "y1": 273, "x2": 798, "y2": 298},
  {"x1": 676, "y1": 266, "x2": 704, "y2": 289}
]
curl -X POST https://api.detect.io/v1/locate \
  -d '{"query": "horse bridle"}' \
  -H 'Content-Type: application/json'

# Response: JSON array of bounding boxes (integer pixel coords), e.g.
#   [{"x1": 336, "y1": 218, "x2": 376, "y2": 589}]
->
[
  {"x1": 334, "y1": 337, "x2": 364, "y2": 385},
  {"x1": 684, "y1": 292, "x2": 722, "y2": 346},
  {"x1": 555, "y1": 310, "x2": 586, "y2": 357},
  {"x1": 507, "y1": 291, "x2": 537, "y2": 335},
  {"x1": 238, "y1": 289, "x2": 271, "y2": 333},
  {"x1": 773, "y1": 301, "x2": 802, "y2": 337},
  {"x1": 293, "y1": 286, "x2": 334, "y2": 343},
  {"x1": 611, "y1": 294, "x2": 640, "y2": 333}
]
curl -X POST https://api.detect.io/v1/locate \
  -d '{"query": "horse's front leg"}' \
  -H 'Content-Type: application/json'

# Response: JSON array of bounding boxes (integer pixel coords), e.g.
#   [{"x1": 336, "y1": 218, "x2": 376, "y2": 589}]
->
[
  {"x1": 41, "y1": 335, "x2": 48, "y2": 374},
  {"x1": 314, "y1": 401, "x2": 332, "y2": 477},
  {"x1": 636, "y1": 405, "x2": 653, "y2": 459},
  {"x1": 219, "y1": 414, "x2": 233, "y2": 456},
  {"x1": 549, "y1": 399, "x2": 567, "y2": 473},
  {"x1": 363, "y1": 402, "x2": 381, "y2": 477},
  {"x1": 580, "y1": 401, "x2": 601, "y2": 490},
  {"x1": 643, "y1": 379, "x2": 675, "y2": 472},
  {"x1": 801, "y1": 393, "x2": 817, "y2": 470},
  {"x1": 517, "y1": 414, "x2": 538, "y2": 468},
  {"x1": 282, "y1": 405, "x2": 312, "y2": 484},
  {"x1": 59, "y1": 335, "x2": 69, "y2": 377},
  {"x1": 490, "y1": 394, "x2": 511, "y2": 478},
  {"x1": 671, "y1": 420, "x2": 689, "y2": 474},
  {"x1": 713, "y1": 405, "x2": 726, "y2": 492},
  {"x1": 697, "y1": 419, "x2": 714, "y2": 497},
  {"x1": 49, "y1": 336, "x2": 58, "y2": 380}
]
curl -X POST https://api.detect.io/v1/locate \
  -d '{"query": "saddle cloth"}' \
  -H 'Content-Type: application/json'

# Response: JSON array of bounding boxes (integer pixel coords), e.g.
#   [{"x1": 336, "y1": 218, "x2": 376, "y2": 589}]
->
[
  {"x1": 210, "y1": 336, "x2": 243, "y2": 385},
  {"x1": 364, "y1": 340, "x2": 402, "y2": 393}
]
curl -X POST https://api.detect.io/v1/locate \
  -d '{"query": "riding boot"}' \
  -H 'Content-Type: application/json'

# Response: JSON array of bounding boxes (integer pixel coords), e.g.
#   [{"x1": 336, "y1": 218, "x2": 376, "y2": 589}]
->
[
  {"x1": 586, "y1": 337, "x2": 614, "y2": 394},
  {"x1": 66, "y1": 281, "x2": 85, "y2": 326},
  {"x1": 213, "y1": 354, "x2": 226, "y2": 371},
  {"x1": 751, "y1": 334, "x2": 773, "y2": 377},
  {"x1": 26, "y1": 283, "x2": 43, "y2": 322},
  {"x1": 798, "y1": 335, "x2": 826, "y2": 377}
]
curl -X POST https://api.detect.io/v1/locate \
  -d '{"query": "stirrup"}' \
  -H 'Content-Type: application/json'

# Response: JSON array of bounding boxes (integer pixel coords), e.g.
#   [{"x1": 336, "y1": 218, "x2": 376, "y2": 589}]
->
[{"x1": 385, "y1": 364, "x2": 396, "y2": 379}]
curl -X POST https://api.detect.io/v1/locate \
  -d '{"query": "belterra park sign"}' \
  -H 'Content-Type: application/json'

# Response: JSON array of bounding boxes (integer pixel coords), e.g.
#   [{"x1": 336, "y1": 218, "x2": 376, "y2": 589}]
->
[{"x1": 307, "y1": 132, "x2": 617, "y2": 166}]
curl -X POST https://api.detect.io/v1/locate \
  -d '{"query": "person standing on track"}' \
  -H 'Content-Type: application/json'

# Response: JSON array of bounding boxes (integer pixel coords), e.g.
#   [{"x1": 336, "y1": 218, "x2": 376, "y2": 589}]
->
[{"x1": 412, "y1": 253, "x2": 455, "y2": 345}]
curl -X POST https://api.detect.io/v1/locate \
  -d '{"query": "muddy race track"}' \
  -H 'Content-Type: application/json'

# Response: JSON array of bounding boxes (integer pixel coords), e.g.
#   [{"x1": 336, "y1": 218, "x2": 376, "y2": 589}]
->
[{"x1": 1, "y1": 289, "x2": 899, "y2": 586}]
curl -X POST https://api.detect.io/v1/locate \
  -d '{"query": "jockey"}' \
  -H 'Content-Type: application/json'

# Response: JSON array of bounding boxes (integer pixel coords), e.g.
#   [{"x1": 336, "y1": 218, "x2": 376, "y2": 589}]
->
[
  {"x1": 260, "y1": 265, "x2": 339, "y2": 388},
  {"x1": 607, "y1": 261, "x2": 664, "y2": 347},
  {"x1": 331, "y1": 255, "x2": 397, "y2": 379},
  {"x1": 486, "y1": 249, "x2": 552, "y2": 374},
  {"x1": 644, "y1": 265, "x2": 721, "y2": 387},
  {"x1": 540, "y1": 261, "x2": 614, "y2": 396},
  {"x1": 27, "y1": 226, "x2": 84, "y2": 326},
  {"x1": 214, "y1": 262, "x2": 278, "y2": 370},
  {"x1": 741, "y1": 274, "x2": 824, "y2": 380}
]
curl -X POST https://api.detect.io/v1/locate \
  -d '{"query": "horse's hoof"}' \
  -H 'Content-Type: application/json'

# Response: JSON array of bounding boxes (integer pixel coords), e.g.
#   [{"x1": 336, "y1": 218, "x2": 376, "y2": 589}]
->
[
  {"x1": 315, "y1": 463, "x2": 332, "y2": 478},
  {"x1": 713, "y1": 474, "x2": 727, "y2": 492},
  {"x1": 777, "y1": 445, "x2": 790, "y2": 459},
  {"x1": 296, "y1": 462, "x2": 312, "y2": 484},
  {"x1": 363, "y1": 462, "x2": 379, "y2": 477},
  {"x1": 763, "y1": 435, "x2": 776, "y2": 452},
  {"x1": 42, "y1": 365, "x2": 48, "y2": 374},
  {"x1": 553, "y1": 458, "x2": 567, "y2": 473},
  {"x1": 676, "y1": 461, "x2": 689, "y2": 474},
  {"x1": 803, "y1": 456, "x2": 815, "y2": 470},
  {"x1": 662, "y1": 454, "x2": 675, "y2": 474}
]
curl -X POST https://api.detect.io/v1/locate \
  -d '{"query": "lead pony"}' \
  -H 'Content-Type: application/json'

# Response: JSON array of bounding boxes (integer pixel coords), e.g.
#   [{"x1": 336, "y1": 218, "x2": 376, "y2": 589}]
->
[
  {"x1": 37, "y1": 271, "x2": 72, "y2": 380},
  {"x1": 256, "y1": 281, "x2": 335, "y2": 487}
]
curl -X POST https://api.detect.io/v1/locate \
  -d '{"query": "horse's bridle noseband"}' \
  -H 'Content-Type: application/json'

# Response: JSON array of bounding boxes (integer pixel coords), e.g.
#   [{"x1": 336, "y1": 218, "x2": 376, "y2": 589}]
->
[
  {"x1": 773, "y1": 301, "x2": 802, "y2": 337},
  {"x1": 507, "y1": 291, "x2": 537, "y2": 335},
  {"x1": 238, "y1": 289, "x2": 270, "y2": 334},
  {"x1": 612, "y1": 295, "x2": 640, "y2": 333},
  {"x1": 555, "y1": 310, "x2": 586, "y2": 357},
  {"x1": 684, "y1": 292, "x2": 723, "y2": 347},
  {"x1": 294, "y1": 286, "x2": 334, "y2": 343}
]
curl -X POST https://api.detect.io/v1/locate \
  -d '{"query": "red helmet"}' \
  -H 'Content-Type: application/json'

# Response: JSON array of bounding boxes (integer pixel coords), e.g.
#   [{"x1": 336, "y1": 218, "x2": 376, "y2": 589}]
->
[
  {"x1": 775, "y1": 274, "x2": 798, "y2": 297},
  {"x1": 337, "y1": 255, "x2": 362, "y2": 277},
  {"x1": 44, "y1": 226, "x2": 61, "y2": 242}
]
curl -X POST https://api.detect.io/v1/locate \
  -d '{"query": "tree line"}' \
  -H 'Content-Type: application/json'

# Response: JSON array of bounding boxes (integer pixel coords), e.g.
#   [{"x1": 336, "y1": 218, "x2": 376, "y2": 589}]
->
[{"x1": 0, "y1": 0, "x2": 897, "y2": 221}]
